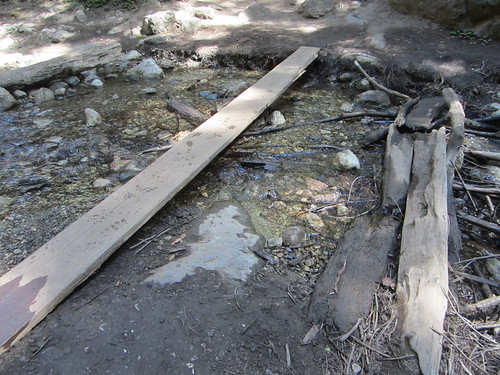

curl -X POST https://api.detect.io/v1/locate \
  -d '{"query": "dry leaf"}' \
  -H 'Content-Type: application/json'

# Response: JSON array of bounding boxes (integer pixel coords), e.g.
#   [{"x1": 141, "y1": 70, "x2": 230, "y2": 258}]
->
[
  {"x1": 302, "y1": 324, "x2": 320, "y2": 345},
  {"x1": 171, "y1": 233, "x2": 186, "y2": 245}
]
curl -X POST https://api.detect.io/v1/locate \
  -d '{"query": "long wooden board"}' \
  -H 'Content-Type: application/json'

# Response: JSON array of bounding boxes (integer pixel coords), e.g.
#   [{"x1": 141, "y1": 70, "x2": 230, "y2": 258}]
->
[{"x1": 0, "y1": 46, "x2": 320, "y2": 353}]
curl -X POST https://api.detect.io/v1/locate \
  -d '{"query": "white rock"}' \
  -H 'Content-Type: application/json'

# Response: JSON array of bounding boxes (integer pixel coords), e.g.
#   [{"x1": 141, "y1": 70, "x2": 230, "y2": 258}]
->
[
  {"x1": 85, "y1": 108, "x2": 103, "y2": 126},
  {"x1": 333, "y1": 149, "x2": 361, "y2": 171},
  {"x1": 141, "y1": 10, "x2": 176, "y2": 35},
  {"x1": 13, "y1": 90, "x2": 27, "y2": 99},
  {"x1": 126, "y1": 58, "x2": 164, "y2": 81},
  {"x1": 0, "y1": 87, "x2": 18, "y2": 111},
  {"x1": 93, "y1": 178, "x2": 113, "y2": 188},
  {"x1": 268, "y1": 110, "x2": 286, "y2": 126},
  {"x1": 30, "y1": 88, "x2": 55, "y2": 104},
  {"x1": 74, "y1": 9, "x2": 88, "y2": 23},
  {"x1": 91, "y1": 79, "x2": 104, "y2": 88}
]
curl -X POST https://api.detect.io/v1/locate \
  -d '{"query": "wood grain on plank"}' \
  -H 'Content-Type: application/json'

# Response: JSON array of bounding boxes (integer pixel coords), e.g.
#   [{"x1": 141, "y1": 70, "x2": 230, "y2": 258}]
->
[{"x1": 0, "y1": 46, "x2": 320, "y2": 353}]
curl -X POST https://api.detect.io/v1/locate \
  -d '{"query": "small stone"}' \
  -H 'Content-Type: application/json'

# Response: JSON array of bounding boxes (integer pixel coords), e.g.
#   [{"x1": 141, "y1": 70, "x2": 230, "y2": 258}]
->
[
  {"x1": 300, "y1": 212, "x2": 325, "y2": 232},
  {"x1": 357, "y1": 90, "x2": 391, "y2": 107},
  {"x1": 159, "y1": 59, "x2": 176, "y2": 69},
  {"x1": 281, "y1": 226, "x2": 306, "y2": 247},
  {"x1": 126, "y1": 58, "x2": 164, "y2": 81},
  {"x1": 351, "y1": 363, "x2": 362, "y2": 374},
  {"x1": 333, "y1": 149, "x2": 361, "y2": 171},
  {"x1": 64, "y1": 76, "x2": 80, "y2": 86},
  {"x1": 142, "y1": 87, "x2": 157, "y2": 95},
  {"x1": 93, "y1": 178, "x2": 113, "y2": 188},
  {"x1": 50, "y1": 81, "x2": 69, "y2": 91},
  {"x1": 30, "y1": 88, "x2": 55, "y2": 104},
  {"x1": 0, "y1": 87, "x2": 18, "y2": 111},
  {"x1": 306, "y1": 177, "x2": 328, "y2": 191},
  {"x1": 355, "y1": 78, "x2": 371, "y2": 91},
  {"x1": 485, "y1": 258, "x2": 500, "y2": 281},
  {"x1": 52, "y1": 29, "x2": 73, "y2": 43},
  {"x1": 121, "y1": 50, "x2": 143, "y2": 61},
  {"x1": 13, "y1": 90, "x2": 27, "y2": 99},
  {"x1": 298, "y1": 0, "x2": 334, "y2": 19},
  {"x1": 40, "y1": 28, "x2": 56, "y2": 42},
  {"x1": 225, "y1": 82, "x2": 249, "y2": 97},
  {"x1": 85, "y1": 108, "x2": 103, "y2": 126},
  {"x1": 340, "y1": 102, "x2": 354, "y2": 112},
  {"x1": 336, "y1": 204, "x2": 350, "y2": 216},
  {"x1": 91, "y1": 79, "x2": 104, "y2": 88},
  {"x1": 339, "y1": 72, "x2": 356, "y2": 83},
  {"x1": 268, "y1": 110, "x2": 286, "y2": 126},
  {"x1": 74, "y1": 9, "x2": 88, "y2": 23},
  {"x1": 54, "y1": 88, "x2": 66, "y2": 97},
  {"x1": 81, "y1": 68, "x2": 99, "y2": 85},
  {"x1": 267, "y1": 237, "x2": 283, "y2": 248}
]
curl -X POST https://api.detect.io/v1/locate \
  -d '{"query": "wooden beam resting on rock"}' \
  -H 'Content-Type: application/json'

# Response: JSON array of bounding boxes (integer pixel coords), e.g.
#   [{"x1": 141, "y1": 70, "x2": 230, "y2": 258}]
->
[
  {"x1": 0, "y1": 41, "x2": 122, "y2": 89},
  {"x1": 404, "y1": 97, "x2": 445, "y2": 131},
  {"x1": 308, "y1": 214, "x2": 400, "y2": 332},
  {"x1": 397, "y1": 128, "x2": 449, "y2": 375},
  {"x1": 0, "y1": 46, "x2": 321, "y2": 354}
]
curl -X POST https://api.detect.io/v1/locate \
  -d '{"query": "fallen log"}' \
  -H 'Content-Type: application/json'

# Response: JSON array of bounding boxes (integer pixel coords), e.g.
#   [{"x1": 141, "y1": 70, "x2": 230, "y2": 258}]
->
[
  {"x1": 381, "y1": 124, "x2": 413, "y2": 210},
  {"x1": 0, "y1": 46, "x2": 321, "y2": 354},
  {"x1": 397, "y1": 128, "x2": 449, "y2": 375},
  {"x1": 452, "y1": 183, "x2": 500, "y2": 195},
  {"x1": 308, "y1": 214, "x2": 400, "y2": 332},
  {"x1": 0, "y1": 41, "x2": 122, "y2": 89},
  {"x1": 443, "y1": 88, "x2": 465, "y2": 262},
  {"x1": 458, "y1": 212, "x2": 500, "y2": 234}
]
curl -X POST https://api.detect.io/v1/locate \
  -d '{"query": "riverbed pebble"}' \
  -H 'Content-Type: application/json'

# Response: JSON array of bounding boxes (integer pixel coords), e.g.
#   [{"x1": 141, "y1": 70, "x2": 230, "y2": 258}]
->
[
  {"x1": 0, "y1": 87, "x2": 17, "y2": 111},
  {"x1": 281, "y1": 226, "x2": 306, "y2": 247}
]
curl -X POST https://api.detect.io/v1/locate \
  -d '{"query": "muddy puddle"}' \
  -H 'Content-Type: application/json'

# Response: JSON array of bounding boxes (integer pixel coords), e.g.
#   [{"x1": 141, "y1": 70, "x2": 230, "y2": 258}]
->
[{"x1": 0, "y1": 64, "x2": 386, "y2": 276}]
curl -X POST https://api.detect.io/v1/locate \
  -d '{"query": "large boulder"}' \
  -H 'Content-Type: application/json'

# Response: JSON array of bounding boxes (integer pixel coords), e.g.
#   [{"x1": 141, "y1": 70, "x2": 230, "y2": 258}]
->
[
  {"x1": 298, "y1": 0, "x2": 336, "y2": 19},
  {"x1": 126, "y1": 58, "x2": 163, "y2": 81},
  {"x1": 0, "y1": 87, "x2": 17, "y2": 111},
  {"x1": 141, "y1": 11, "x2": 176, "y2": 35}
]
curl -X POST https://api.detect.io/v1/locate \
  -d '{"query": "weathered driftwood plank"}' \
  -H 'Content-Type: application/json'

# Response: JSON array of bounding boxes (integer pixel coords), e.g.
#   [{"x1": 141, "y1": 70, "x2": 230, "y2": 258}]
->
[
  {"x1": 0, "y1": 41, "x2": 122, "y2": 89},
  {"x1": 443, "y1": 88, "x2": 465, "y2": 262},
  {"x1": 0, "y1": 46, "x2": 320, "y2": 354},
  {"x1": 404, "y1": 97, "x2": 445, "y2": 131},
  {"x1": 381, "y1": 124, "x2": 414, "y2": 210},
  {"x1": 308, "y1": 214, "x2": 400, "y2": 332},
  {"x1": 397, "y1": 128, "x2": 449, "y2": 375}
]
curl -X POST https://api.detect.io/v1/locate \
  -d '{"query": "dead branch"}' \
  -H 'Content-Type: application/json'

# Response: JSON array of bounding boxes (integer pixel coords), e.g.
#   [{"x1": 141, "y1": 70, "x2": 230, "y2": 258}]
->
[
  {"x1": 452, "y1": 183, "x2": 500, "y2": 195},
  {"x1": 465, "y1": 150, "x2": 500, "y2": 162},
  {"x1": 461, "y1": 295, "x2": 500, "y2": 316},
  {"x1": 394, "y1": 97, "x2": 420, "y2": 127},
  {"x1": 354, "y1": 60, "x2": 411, "y2": 101},
  {"x1": 449, "y1": 268, "x2": 500, "y2": 288},
  {"x1": 458, "y1": 212, "x2": 500, "y2": 234},
  {"x1": 245, "y1": 111, "x2": 395, "y2": 136}
]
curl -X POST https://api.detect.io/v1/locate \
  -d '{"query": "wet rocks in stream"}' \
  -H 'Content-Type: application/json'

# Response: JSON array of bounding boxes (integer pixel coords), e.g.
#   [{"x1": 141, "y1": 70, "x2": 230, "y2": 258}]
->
[{"x1": 0, "y1": 87, "x2": 17, "y2": 111}]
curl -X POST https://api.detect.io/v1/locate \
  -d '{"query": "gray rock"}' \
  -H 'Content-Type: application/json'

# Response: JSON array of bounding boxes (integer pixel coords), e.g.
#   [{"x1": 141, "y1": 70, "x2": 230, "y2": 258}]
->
[
  {"x1": 64, "y1": 76, "x2": 80, "y2": 86},
  {"x1": 126, "y1": 58, "x2": 164, "y2": 81},
  {"x1": 13, "y1": 90, "x2": 27, "y2": 99},
  {"x1": 93, "y1": 178, "x2": 113, "y2": 188},
  {"x1": 54, "y1": 87, "x2": 66, "y2": 97},
  {"x1": 74, "y1": 9, "x2": 88, "y2": 23},
  {"x1": 225, "y1": 82, "x2": 250, "y2": 97},
  {"x1": 339, "y1": 72, "x2": 356, "y2": 83},
  {"x1": 341, "y1": 53, "x2": 380, "y2": 67},
  {"x1": 268, "y1": 110, "x2": 286, "y2": 126},
  {"x1": 281, "y1": 226, "x2": 306, "y2": 247},
  {"x1": 141, "y1": 10, "x2": 176, "y2": 35},
  {"x1": 300, "y1": 212, "x2": 325, "y2": 232},
  {"x1": 267, "y1": 237, "x2": 283, "y2": 248},
  {"x1": 52, "y1": 29, "x2": 73, "y2": 43},
  {"x1": 298, "y1": 0, "x2": 335, "y2": 19},
  {"x1": 85, "y1": 108, "x2": 103, "y2": 126},
  {"x1": 81, "y1": 68, "x2": 99, "y2": 85},
  {"x1": 40, "y1": 28, "x2": 56, "y2": 42},
  {"x1": 355, "y1": 78, "x2": 371, "y2": 91},
  {"x1": 357, "y1": 90, "x2": 391, "y2": 107},
  {"x1": 175, "y1": 8, "x2": 202, "y2": 32},
  {"x1": 121, "y1": 50, "x2": 143, "y2": 61},
  {"x1": 0, "y1": 87, "x2": 17, "y2": 111},
  {"x1": 49, "y1": 81, "x2": 69, "y2": 91},
  {"x1": 194, "y1": 6, "x2": 216, "y2": 19},
  {"x1": 142, "y1": 87, "x2": 157, "y2": 95},
  {"x1": 238, "y1": 3, "x2": 271, "y2": 22},
  {"x1": 91, "y1": 79, "x2": 104, "y2": 88},
  {"x1": 159, "y1": 59, "x2": 176, "y2": 69},
  {"x1": 333, "y1": 149, "x2": 361, "y2": 171},
  {"x1": 30, "y1": 88, "x2": 55, "y2": 104}
]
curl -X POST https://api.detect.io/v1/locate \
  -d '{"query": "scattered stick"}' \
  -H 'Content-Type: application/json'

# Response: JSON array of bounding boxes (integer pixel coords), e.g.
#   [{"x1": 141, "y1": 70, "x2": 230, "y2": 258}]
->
[
  {"x1": 449, "y1": 268, "x2": 500, "y2": 288},
  {"x1": 455, "y1": 166, "x2": 478, "y2": 211},
  {"x1": 73, "y1": 286, "x2": 113, "y2": 311},
  {"x1": 182, "y1": 306, "x2": 200, "y2": 336},
  {"x1": 26, "y1": 336, "x2": 51, "y2": 363},
  {"x1": 234, "y1": 286, "x2": 243, "y2": 312},
  {"x1": 453, "y1": 254, "x2": 500, "y2": 265},
  {"x1": 394, "y1": 97, "x2": 421, "y2": 127},
  {"x1": 464, "y1": 129, "x2": 500, "y2": 139},
  {"x1": 474, "y1": 321, "x2": 500, "y2": 330},
  {"x1": 245, "y1": 112, "x2": 395, "y2": 136},
  {"x1": 141, "y1": 144, "x2": 173, "y2": 154},
  {"x1": 458, "y1": 212, "x2": 500, "y2": 234},
  {"x1": 431, "y1": 328, "x2": 490, "y2": 375},
  {"x1": 354, "y1": 60, "x2": 411, "y2": 101},
  {"x1": 466, "y1": 150, "x2": 500, "y2": 161},
  {"x1": 339, "y1": 318, "x2": 362, "y2": 342},
  {"x1": 349, "y1": 335, "x2": 391, "y2": 359},
  {"x1": 285, "y1": 343, "x2": 291, "y2": 368},
  {"x1": 452, "y1": 183, "x2": 500, "y2": 195},
  {"x1": 461, "y1": 295, "x2": 500, "y2": 316}
]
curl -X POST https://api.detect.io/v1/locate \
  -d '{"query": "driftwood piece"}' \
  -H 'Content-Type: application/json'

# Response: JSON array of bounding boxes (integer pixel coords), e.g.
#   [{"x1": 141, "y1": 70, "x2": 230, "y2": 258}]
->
[
  {"x1": 466, "y1": 150, "x2": 500, "y2": 164},
  {"x1": 364, "y1": 125, "x2": 389, "y2": 145},
  {"x1": 353, "y1": 60, "x2": 411, "y2": 101},
  {"x1": 397, "y1": 128, "x2": 449, "y2": 375},
  {"x1": 443, "y1": 88, "x2": 465, "y2": 262},
  {"x1": 381, "y1": 124, "x2": 414, "y2": 210},
  {"x1": 458, "y1": 213, "x2": 500, "y2": 234},
  {"x1": 452, "y1": 183, "x2": 500, "y2": 195},
  {"x1": 404, "y1": 97, "x2": 446, "y2": 131},
  {"x1": 394, "y1": 97, "x2": 421, "y2": 127},
  {"x1": 0, "y1": 41, "x2": 122, "y2": 89},
  {"x1": 166, "y1": 97, "x2": 208, "y2": 124},
  {"x1": 308, "y1": 214, "x2": 400, "y2": 332}
]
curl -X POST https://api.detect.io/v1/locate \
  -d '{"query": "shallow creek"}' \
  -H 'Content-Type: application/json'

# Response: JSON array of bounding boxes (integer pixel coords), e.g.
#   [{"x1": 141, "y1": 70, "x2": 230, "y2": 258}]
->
[{"x1": 0, "y1": 66, "x2": 387, "y2": 275}]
